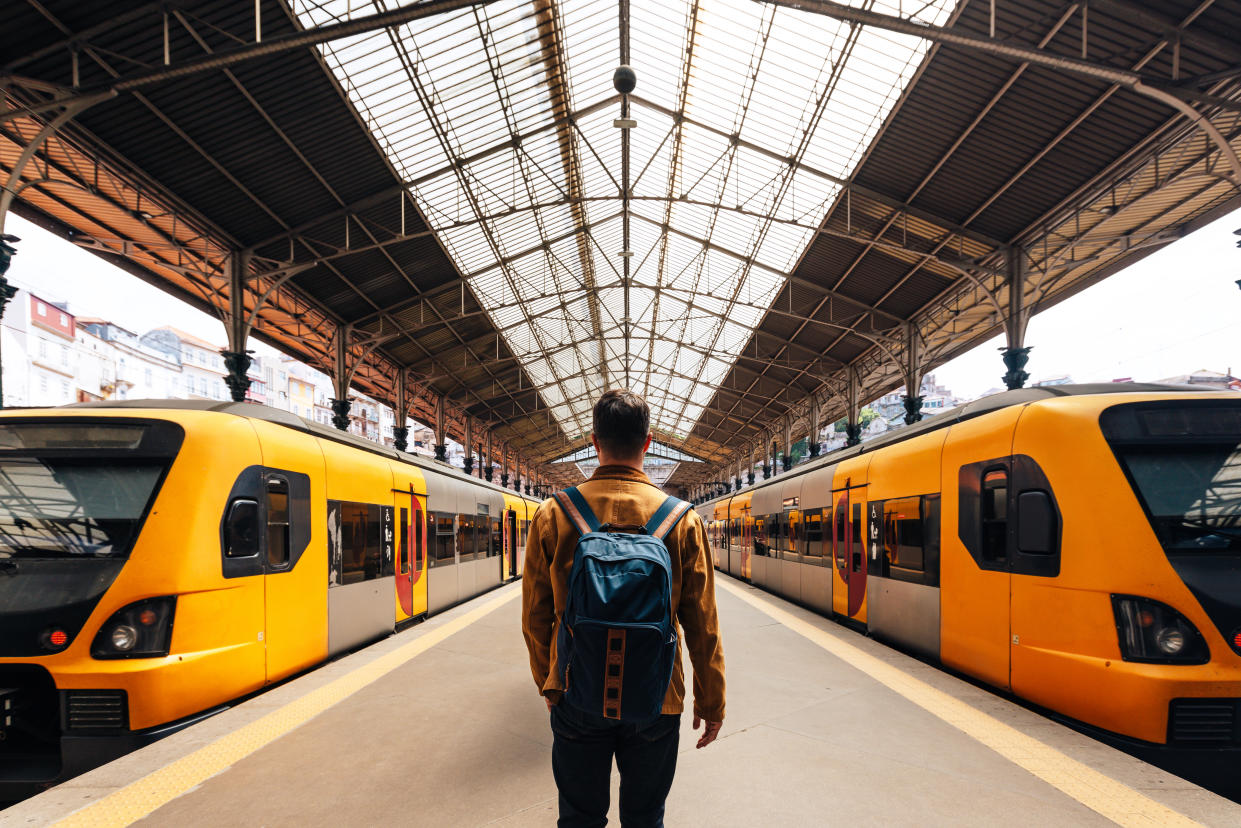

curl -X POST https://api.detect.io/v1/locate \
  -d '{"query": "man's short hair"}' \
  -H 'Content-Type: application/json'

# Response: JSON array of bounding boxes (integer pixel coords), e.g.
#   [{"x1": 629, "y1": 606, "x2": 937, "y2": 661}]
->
[{"x1": 593, "y1": 389, "x2": 650, "y2": 459}]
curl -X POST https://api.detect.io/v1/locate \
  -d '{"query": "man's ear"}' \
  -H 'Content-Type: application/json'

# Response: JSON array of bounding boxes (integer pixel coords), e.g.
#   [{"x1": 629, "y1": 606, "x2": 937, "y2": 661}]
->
[
  {"x1": 642, "y1": 433, "x2": 652, "y2": 454},
  {"x1": 591, "y1": 433, "x2": 600, "y2": 453}
]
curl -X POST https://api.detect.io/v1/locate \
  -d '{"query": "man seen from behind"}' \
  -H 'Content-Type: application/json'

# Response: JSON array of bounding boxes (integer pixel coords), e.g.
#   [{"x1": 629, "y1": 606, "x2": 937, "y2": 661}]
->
[{"x1": 522, "y1": 389, "x2": 726, "y2": 828}]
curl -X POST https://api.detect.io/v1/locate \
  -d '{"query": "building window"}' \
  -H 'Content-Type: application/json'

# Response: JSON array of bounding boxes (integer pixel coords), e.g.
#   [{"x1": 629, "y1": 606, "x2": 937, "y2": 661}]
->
[
  {"x1": 200, "y1": 378, "x2": 208, "y2": 396},
  {"x1": 38, "y1": 339, "x2": 47, "y2": 359},
  {"x1": 145, "y1": 368, "x2": 153, "y2": 385},
  {"x1": 60, "y1": 346, "x2": 69, "y2": 367},
  {"x1": 37, "y1": 302, "x2": 46, "y2": 316},
  {"x1": 59, "y1": 313, "x2": 68, "y2": 325},
  {"x1": 39, "y1": 374, "x2": 48, "y2": 392},
  {"x1": 185, "y1": 375, "x2": 194, "y2": 394},
  {"x1": 61, "y1": 380, "x2": 70, "y2": 397}
]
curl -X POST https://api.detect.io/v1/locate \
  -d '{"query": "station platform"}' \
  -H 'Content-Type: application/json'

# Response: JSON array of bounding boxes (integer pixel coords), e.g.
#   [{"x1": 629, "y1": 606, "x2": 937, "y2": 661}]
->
[{"x1": 4, "y1": 578, "x2": 1240, "y2": 828}]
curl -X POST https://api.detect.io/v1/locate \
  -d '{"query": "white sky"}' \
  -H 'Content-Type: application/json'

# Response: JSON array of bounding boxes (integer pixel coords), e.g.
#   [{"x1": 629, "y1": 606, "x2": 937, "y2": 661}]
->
[
  {"x1": 6, "y1": 204, "x2": 1240, "y2": 407},
  {"x1": 6, "y1": 213, "x2": 280, "y2": 357},
  {"x1": 930, "y1": 207, "x2": 1241, "y2": 399}
]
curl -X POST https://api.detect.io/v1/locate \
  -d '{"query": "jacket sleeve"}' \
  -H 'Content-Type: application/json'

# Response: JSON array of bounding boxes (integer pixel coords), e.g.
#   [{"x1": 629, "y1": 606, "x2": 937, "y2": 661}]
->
[
  {"x1": 521, "y1": 502, "x2": 558, "y2": 695},
  {"x1": 677, "y1": 512, "x2": 726, "y2": 721}
]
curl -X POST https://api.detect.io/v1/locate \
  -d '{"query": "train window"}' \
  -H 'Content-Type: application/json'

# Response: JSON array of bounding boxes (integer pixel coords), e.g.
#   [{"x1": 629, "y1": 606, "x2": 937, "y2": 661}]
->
[
  {"x1": 224, "y1": 499, "x2": 260, "y2": 558},
  {"x1": 804, "y1": 509, "x2": 823, "y2": 557},
  {"x1": 266, "y1": 478, "x2": 290, "y2": 568},
  {"x1": 458, "y1": 513, "x2": 477, "y2": 562},
  {"x1": 883, "y1": 497, "x2": 923, "y2": 572},
  {"x1": 433, "y1": 512, "x2": 455, "y2": 564},
  {"x1": 399, "y1": 507, "x2": 410, "y2": 575},
  {"x1": 791, "y1": 511, "x2": 802, "y2": 554},
  {"x1": 414, "y1": 508, "x2": 424, "y2": 573},
  {"x1": 851, "y1": 502, "x2": 863, "y2": 572},
  {"x1": 490, "y1": 517, "x2": 502, "y2": 557},
  {"x1": 981, "y1": 468, "x2": 1008, "y2": 562},
  {"x1": 338, "y1": 502, "x2": 382, "y2": 584},
  {"x1": 834, "y1": 496, "x2": 848, "y2": 567}
]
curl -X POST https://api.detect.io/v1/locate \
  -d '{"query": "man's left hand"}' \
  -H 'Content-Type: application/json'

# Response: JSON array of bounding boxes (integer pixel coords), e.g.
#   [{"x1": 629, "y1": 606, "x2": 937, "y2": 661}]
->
[
  {"x1": 693, "y1": 715, "x2": 722, "y2": 748},
  {"x1": 545, "y1": 696, "x2": 555, "y2": 712}
]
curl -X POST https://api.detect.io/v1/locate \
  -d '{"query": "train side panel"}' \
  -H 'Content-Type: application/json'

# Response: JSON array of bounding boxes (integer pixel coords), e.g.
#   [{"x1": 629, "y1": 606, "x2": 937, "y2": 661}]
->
[
  {"x1": 319, "y1": 439, "x2": 396, "y2": 655},
  {"x1": 940, "y1": 405, "x2": 1021, "y2": 690},
  {"x1": 248, "y1": 418, "x2": 330, "y2": 683},
  {"x1": 865, "y1": 429, "x2": 946, "y2": 661}
]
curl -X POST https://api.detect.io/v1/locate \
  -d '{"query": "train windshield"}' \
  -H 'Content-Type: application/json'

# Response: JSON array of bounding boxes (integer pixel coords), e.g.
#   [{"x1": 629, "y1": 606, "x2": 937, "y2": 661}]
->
[
  {"x1": 1120, "y1": 447, "x2": 1241, "y2": 552},
  {"x1": 1102, "y1": 402, "x2": 1241, "y2": 554},
  {"x1": 0, "y1": 421, "x2": 182, "y2": 559},
  {"x1": 0, "y1": 459, "x2": 164, "y2": 558}
]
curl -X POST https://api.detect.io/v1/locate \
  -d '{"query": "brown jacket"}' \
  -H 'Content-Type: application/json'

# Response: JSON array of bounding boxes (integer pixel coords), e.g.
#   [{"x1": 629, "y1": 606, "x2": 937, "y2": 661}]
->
[{"x1": 521, "y1": 465, "x2": 726, "y2": 721}]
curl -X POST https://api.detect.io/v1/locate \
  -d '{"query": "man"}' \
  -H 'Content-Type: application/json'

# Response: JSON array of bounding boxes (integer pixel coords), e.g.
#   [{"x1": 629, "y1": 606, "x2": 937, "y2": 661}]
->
[{"x1": 522, "y1": 389, "x2": 726, "y2": 828}]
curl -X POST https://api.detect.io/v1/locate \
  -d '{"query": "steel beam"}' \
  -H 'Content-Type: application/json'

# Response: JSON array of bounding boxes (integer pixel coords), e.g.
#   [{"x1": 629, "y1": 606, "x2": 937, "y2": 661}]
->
[
  {"x1": 6, "y1": 0, "x2": 505, "y2": 123},
  {"x1": 758, "y1": 0, "x2": 1241, "y2": 184}
]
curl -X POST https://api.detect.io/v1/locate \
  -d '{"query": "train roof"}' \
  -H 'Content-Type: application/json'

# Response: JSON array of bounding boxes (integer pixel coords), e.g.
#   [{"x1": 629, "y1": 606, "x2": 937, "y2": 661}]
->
[
  {"x1": 59, "y1": 398, "x2": 537, "y2": 502},
  {"x1": 701, "y1": 382, "x2": 1225, "y2": 508}
]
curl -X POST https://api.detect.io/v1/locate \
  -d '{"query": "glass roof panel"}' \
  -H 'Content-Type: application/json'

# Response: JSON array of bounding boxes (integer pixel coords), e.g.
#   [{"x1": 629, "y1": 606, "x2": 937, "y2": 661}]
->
[{"x1": 294, "y1": 0, "x2": 954, "y2": 443}]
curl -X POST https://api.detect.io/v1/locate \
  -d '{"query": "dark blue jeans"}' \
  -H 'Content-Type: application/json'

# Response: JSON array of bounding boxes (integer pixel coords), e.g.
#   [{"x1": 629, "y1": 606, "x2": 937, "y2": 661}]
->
[{"x1": 549, "y1": 702, "x2": 681, "y2": 828}]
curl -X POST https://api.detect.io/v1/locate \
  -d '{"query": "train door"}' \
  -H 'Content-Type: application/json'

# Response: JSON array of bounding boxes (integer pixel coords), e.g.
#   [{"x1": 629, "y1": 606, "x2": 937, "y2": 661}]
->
[
  {"x1": 393, "y1": 482, "x2": 428, "y2": 620},
  {"x1": 850, "y1": 493, "x2": 868, "y2": 622},
  {"x1": 939, "y1": 405, "x2": 1023, "y2": 690},
  {"x1": 832, "y1": 489, "x2": 850, "y2": 616},
  {"x1": 246, "y1": 420, "x2": 328, "y2": 684},
  {"x1": 831, "y1": 483, "x2": 868, "y2": 621},
  {"x1": 742, "y1": 508, "x2": 752, "y2": 579},
  {"x1": 503, "y1": 509, "x2": 518, "y2": 581}
]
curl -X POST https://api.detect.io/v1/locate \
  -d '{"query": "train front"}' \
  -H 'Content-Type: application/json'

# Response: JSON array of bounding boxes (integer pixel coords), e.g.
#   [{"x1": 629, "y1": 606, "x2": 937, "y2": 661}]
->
[
  {"x1": 0, "y1": 409, "x2": 253, "y2": 800},
  {"x1": 1016, "y1": 393, "x2": 1241, "y2": 793},
  {"x1": 1102, "y1": 399, "x2": 1241, "y2": 745}
]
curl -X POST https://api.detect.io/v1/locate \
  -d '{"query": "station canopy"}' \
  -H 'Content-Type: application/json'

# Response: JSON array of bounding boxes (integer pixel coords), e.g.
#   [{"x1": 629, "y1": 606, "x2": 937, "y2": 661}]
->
[
  {"x1": 295, "y1": 0, "x2": 952, "y2": 443},
  {"x1": 4, "y1": 0, "x2": 1239, "y2": 488}
]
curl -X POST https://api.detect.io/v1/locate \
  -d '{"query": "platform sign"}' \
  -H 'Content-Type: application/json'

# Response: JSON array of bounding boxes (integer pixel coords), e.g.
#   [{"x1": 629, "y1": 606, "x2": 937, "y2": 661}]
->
[{"x1": 381, "y1": 506, "x2": 395, "y2": 576}]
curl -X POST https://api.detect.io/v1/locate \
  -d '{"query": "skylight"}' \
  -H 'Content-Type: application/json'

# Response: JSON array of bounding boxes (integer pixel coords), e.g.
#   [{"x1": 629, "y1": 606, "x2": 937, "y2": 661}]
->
[{"x1": 293, "y1": 0, "x2": 955, "y2": 442}]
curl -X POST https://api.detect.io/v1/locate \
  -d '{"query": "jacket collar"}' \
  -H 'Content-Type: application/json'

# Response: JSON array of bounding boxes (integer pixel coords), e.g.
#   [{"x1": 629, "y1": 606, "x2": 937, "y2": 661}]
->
[{"x1": 590, "y1": 464, "x2": 655, "y2": 487}]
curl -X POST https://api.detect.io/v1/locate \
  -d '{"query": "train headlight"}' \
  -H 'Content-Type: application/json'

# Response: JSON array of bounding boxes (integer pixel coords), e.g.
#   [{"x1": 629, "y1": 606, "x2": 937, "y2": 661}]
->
[
  {"x1": 1155, "y1": 627, "x2": 1185, "y2": 655},
  {"x1": 110, "y1": 625, "x2": 138, "y2": 652},
  {"x1": 1111, "y1": 595, "x2": 1208, "y2": 664},
  {"x1": 91, "y1": 597, "x2": 177, "y2": 660}
]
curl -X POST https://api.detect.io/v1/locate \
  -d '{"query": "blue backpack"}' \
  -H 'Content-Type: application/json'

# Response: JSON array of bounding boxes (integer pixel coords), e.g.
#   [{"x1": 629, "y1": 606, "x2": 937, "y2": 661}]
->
[{"x1": 552, "y1": 486, "x2": 691, "y2": 722}]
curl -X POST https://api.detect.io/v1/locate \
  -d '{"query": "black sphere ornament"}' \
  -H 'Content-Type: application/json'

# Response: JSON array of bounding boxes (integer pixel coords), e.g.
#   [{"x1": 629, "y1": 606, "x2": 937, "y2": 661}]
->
[{"x1": 613, "y1": 65, "x2": 637, "y2": 95}]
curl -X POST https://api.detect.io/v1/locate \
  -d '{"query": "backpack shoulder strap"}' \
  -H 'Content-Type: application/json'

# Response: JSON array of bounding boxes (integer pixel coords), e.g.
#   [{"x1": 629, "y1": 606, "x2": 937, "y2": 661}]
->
[
  {"x1": 553, "y1": 486, "x2": 601, "y2": 535},
  {"x1": 644, "y1": 496, "x2": 692, "y2": 541}
]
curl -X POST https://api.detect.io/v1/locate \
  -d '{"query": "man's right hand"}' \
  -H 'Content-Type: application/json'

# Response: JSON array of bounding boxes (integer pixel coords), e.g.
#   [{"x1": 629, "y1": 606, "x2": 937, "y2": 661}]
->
[{"x1": 693, "y1": 715, "x2": 722, "y2": 749}]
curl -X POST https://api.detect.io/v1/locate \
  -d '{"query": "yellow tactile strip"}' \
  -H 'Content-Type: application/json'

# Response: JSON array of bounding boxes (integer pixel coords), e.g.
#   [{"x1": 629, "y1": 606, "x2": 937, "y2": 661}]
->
[
  {"x1": 717, "y1": 578, "x2": 1201, "y2": 828},
  {"x1": 51, "y1": 587, "x2": 522, "y2": 828}
]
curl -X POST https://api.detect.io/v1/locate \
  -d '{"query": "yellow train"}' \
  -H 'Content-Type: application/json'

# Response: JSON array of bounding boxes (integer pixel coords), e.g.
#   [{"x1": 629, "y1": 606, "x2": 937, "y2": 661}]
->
[
  {"x1": 0, "y1": 400, "x2": 539, "y2": 800},
  {"x1": 700, "y1": 385, "x2": 1241, "y2": 794}
]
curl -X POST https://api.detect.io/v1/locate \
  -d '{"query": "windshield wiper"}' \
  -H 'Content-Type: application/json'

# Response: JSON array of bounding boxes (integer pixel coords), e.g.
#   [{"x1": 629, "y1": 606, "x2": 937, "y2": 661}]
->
[{"x1": 1179, "y1": 517, "x2": 1241, "y2": 535}]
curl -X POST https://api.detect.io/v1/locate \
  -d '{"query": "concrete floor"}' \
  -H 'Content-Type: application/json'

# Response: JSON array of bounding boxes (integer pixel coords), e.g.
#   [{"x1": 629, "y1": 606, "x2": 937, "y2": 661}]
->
[{"x1": 5, "y1": 577, "x2": 1241, "y2": 827}]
